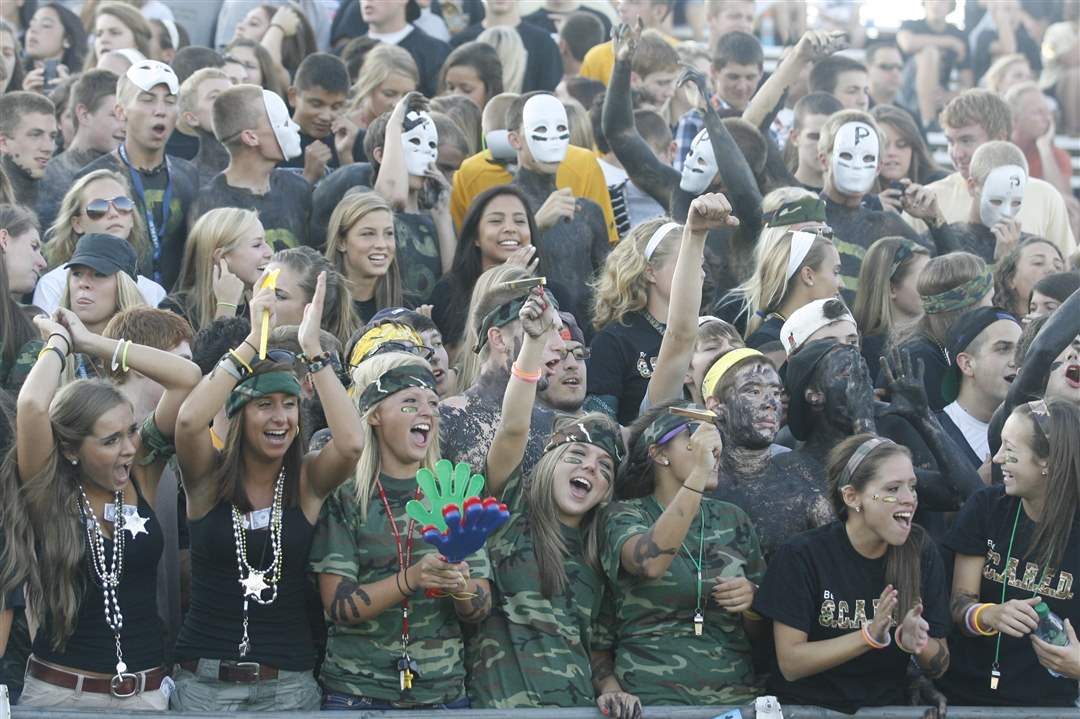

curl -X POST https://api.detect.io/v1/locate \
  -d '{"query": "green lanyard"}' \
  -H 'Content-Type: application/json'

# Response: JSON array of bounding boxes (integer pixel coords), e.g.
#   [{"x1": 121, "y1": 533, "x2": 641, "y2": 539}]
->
[
  {"x1": 991, "y1": 500, "x2": 1048, "y2": 690},
  {"x1": 651, "y1": 497, "x2": 707, "y2": 636}
]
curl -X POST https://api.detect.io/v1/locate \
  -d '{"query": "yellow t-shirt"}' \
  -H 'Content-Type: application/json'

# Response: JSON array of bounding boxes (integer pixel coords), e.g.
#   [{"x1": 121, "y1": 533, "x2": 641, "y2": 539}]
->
[
  {"x1": 450, "y1": 145, "x2": 619, "y2": 245},
  {"x1": 579, "y1": 35, "x2": 681, "y2": 87}
]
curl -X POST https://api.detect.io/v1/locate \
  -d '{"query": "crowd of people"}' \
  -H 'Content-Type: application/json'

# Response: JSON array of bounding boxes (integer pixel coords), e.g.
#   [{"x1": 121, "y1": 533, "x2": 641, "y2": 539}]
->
[{"x1": 0, "y1": 0, "x2": 1079, "y2": 715}]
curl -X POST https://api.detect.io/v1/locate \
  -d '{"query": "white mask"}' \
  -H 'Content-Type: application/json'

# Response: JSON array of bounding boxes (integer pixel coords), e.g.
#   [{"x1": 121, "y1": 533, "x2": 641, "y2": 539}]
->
[
  {"x1": 830, "y1": 121, "x2": 879, "y2": 195},
  {"x1": 401, "y1": 110, "x2": 438, "y2": 177},
  {"x1": 522, "y1": 95, "x2": 569, "y2": 164},
  {"x1": 262, "y1": 90, "x2": 301, "y2": 161},
  {"x1": 485, "y1": 129, "x2": 516, "y2": 161},
  {"x1": 979, "y1": 164, "x2": 1027, "y2": 227},
  {"x1": 679, "y1": 127, "x2": 718, "y2": 194}
]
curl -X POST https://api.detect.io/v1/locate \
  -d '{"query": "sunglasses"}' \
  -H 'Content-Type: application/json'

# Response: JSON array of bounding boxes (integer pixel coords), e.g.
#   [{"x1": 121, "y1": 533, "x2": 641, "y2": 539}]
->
[
  {"x1": 261, "y1": 349, "x2": 297, "y2": 366},
  {"x1": 84, "y1": 196, "x2": 135, "y2": 220}
]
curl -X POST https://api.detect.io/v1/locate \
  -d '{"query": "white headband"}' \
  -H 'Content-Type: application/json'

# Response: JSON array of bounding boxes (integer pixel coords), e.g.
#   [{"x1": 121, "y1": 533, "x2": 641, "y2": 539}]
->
[
  {"x1": 786, "y1": 231, "x2": 817, "y2": 280},
  {"x1": 162, "y1": 19, "x2": 179, "y2": 50},
  {"x1": 644, "y1": 222, "x2": 681, "y2": 260},
  {"x1": 698, "y1": 315, "x2": 721, "y2": 326}
]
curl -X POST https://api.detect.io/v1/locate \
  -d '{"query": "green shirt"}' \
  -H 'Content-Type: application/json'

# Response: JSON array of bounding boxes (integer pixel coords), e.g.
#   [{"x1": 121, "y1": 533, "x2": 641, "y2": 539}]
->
[
  {"x1": 602, "y1": 496, "x2": 766, "y2": 705},
  {"x1": 1, "y1": 339, "x2": 43, "y2": 393},
  {"x1": 467, "y1": 507, "x2": 602, "y2": 708},
  {"x1": 309, "y1": 473, "x2": 491, "y2": 706}
]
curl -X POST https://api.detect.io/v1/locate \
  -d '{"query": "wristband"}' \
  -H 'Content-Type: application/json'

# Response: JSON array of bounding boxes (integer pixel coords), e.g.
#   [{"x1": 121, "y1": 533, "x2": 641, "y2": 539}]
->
[
  {"x1": 242, "y1": 339, "x2": 259, "y2": 354},
  {"x1": 395, "y1": 571, "x2": 408, "y2": 598},
  {"x1": 219, "y1": 356, "x2": 244, "y2": 382},
  {"x1": 120, "y1": 340, "x2": 132, "y2": 372},
  {"x1": 300, "y1": 350, "x2": 332, "y2": 375},
  {"x1": 228, "y1": 348, "x2": 253, "y2": 374},
  {"x1": 861, "y1": 622, "x2": 892, "y2": 650},
  {"x1": 510, "y1": 363, "x2": 542, "y2": 383},
  {"x1": 37, "y1": 345, "x2": 66, "y2": 370},
  {"x1": 48, "y1": 333, "x2": 71, "y2": 355},
  {"x1": 217, "y1": 301, "x2": 238, "y2": 310},
  {"x1": 972, "y1": 603, "x2": 998, "y2": 636},
  {"x1": 402, "y1": 568, "x2": 416, "y2": 594},
  {"x1": 681, "y1": 484, "x2": 706, "y2": 495},
  {"x1": 894, "y1": 624, "x2": 915, "y2": 653},
  {"x1": 111, "y1": 338, "x2": 125, "y2": 372}
]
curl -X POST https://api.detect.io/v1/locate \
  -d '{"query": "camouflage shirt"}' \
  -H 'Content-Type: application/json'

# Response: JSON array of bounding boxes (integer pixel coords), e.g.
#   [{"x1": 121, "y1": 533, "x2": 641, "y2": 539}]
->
[
  {"x1": 309, "y1": 474, "x2": 491, "y2": 707},
  {"x1": 467, "y1": 469, "x2": 603, "y2": 707},
  {"x1": 1, "y1": 339, "x2": 43, "y2": 394},
  {"x1": 394, "y1": 212, "x2": 442, "y2": 305},
  {"x1": 602, "y1": 496, "x2": 766, "y2": 705}
]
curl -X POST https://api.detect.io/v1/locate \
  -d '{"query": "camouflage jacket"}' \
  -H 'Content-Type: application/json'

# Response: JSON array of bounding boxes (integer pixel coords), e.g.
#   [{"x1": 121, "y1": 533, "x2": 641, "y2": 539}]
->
[
  {"x1": 309, "y1": 474, "x2": 491, "y2": 707},
  {"x1": 602, "y1": 496, "x2": 766, "y2": 705}
]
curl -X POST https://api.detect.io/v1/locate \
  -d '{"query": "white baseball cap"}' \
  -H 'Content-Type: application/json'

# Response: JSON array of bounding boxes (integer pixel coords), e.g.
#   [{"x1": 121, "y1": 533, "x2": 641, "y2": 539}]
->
[
  {"x1": 780, "y1": 299, "x2": 856, "y2": 357},
  {"x1": 126, "y1": 59, "x2": 179, "y2": 95}
]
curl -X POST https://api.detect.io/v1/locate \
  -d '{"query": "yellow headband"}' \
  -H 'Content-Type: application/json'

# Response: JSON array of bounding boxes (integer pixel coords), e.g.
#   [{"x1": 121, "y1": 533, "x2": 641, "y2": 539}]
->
[
  {"x1": 348, "y1": 323, "x2": 425, "y2": 367},
  {"x1": 701, "y1": 347, "x2": 764, "y2": 399}
]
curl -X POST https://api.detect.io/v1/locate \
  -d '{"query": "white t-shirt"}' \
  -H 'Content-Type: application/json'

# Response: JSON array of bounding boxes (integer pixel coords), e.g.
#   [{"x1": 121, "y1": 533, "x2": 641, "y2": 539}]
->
[
  {"x1": 32, "y1": 265, "x2": 167, "y2": 315},
  {"x1": 944, "y1": 400, "x2": 991, "y2": 462}
]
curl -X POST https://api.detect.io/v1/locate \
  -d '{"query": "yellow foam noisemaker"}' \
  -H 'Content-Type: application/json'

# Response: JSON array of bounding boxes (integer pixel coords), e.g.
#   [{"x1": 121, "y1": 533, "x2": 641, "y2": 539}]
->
[{"x1": 258, "y1": 268, "x2": 280, "y2": 360}]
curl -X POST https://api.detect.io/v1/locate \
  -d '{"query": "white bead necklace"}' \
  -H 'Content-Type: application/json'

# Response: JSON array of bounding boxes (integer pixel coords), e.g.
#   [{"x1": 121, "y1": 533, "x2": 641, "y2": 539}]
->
[{"x1": 230, "y1": 467, "x2": 286, "y2": 657}]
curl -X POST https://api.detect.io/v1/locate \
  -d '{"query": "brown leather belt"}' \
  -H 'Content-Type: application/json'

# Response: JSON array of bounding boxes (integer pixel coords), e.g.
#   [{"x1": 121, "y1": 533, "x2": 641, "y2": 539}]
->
[
  {"x1": 28, "y1": 656, "x2": 165, "y2": 697},
  {"x1": 180, "y1": 659, "x2": 279, "y2": 683}
]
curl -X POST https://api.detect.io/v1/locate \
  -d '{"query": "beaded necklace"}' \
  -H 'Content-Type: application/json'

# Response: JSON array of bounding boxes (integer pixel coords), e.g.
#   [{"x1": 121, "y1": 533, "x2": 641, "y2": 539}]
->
[
  {"x1": 230, "y1": 467, "x2": 286, "y2": 657},
  {"x1": 78, "y1": 485, "x2": 137, "y2": 693}
]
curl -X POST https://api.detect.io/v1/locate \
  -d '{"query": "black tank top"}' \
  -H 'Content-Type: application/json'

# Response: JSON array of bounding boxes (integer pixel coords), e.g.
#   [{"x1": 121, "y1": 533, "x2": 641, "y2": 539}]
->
[
  {"x1": 34, "y1": 483, "x2": 164, "y2": 674},
  {"x1": 173, "y1": 499, "x2": 316, "y2": 671}
]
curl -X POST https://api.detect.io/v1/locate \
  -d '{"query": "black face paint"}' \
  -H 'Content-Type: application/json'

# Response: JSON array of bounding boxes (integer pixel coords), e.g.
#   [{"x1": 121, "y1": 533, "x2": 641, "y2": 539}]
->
[
  {"x1": 720, "y1": 363, "x2": 783, "y2": 450},
  {"x1": 817, "y1": 347, "x2": 876, "y2": 435}
]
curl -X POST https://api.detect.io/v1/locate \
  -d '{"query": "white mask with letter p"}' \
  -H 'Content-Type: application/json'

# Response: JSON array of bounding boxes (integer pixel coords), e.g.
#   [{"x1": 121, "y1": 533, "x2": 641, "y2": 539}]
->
[
  {"x1": 830, "y1": 121, "x2": 879, "y2": 195},
  {"x1": 979, "y1": 164, "x2": 1026, "y2": 227}
]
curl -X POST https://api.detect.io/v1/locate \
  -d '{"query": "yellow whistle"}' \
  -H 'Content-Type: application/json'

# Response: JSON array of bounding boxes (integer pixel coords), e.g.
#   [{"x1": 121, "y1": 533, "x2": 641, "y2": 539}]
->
[{"x1": 258, "y1": 268, "x2": 280, "y2": 360}]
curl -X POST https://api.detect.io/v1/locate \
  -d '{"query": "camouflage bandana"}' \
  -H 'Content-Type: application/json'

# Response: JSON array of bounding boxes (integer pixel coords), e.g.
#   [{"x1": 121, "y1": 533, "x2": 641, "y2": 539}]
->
[
  {"x1": 762, "y1": 196, "x2": 827, "y2": 227},
  {"x1": 473, "y1": 289, "x2": 559, "y2": 354},
  {"x1": 633, "y1": 402, "x2": 697, "y2": 457},
  {"x1": 545, "y1": 417, "x2": 626, "y2": 465},
  {"x1": 921, "y1": 270, "x2": 993, "y2": 315},
  {"x1": 226, "y1": 371, "x2": 302, "y2": 418},
  {"x1": 356, "y1": 364, "x2": 437, "y2": 415}
]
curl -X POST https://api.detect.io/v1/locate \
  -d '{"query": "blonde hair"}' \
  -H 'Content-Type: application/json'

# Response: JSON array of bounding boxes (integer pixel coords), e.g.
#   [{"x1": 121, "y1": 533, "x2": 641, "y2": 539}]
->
[
  {"x1": 173, "y1": 208, "x2": 262, "y2": 331},
  {"x1": 969, "y1": 140, "x2": 1029, "y2": 186},
  {"x1": 349, "y1": 43, "x2": 418, "y2": 115},
  {"x1": 85, "y1": 2, "x2": 152, "y2": 70},
  {"x1": 46, "y1": 169, "x2": 149, "y2": 272},
  {"x1": 59, "y1": 269, "x2": 146, "y2": 383},
  {"x1": 939, "y1": 88, "x2": 1012, "y2": 141},
  {"x1": 590, "y1": 218, "x2": 681, "y2": 330},
  {"x1": 324, "y1": 191, "x2": 402, "y2": 313},
  {"x1": 852, "y1": 237, "x2": 931, "y2": 339},
  {"x1": 349, "y1": 352, "x2": 439, "y2": 520},
  {"x1": 455, "y1": 263, "x2": 531, "y2": 388},
  {"x1": 983, "y1": 53, "x2": 1031, "y2": 93},
  {"x1": 179, "y1": 67, "x2": 230, "y2": 123},
  {"x1": 563, "y1": 98, "x2": 594, "y2": 149},
  {"x1": 477, "y1": 26, "x2": 526, "y2": 95}
]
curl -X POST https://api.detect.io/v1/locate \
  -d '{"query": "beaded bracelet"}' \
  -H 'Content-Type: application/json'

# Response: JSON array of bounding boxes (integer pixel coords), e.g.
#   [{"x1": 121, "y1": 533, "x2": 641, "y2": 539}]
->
[
  {"x1": 861, "y1": 623, "x2": 892, "y2": 650},
  {"x1": 300, "y1": 351, "x2": 333, "y2": 375},
  {"x1": 510, "y1": 363, "x2": 542, "y2": 383}
]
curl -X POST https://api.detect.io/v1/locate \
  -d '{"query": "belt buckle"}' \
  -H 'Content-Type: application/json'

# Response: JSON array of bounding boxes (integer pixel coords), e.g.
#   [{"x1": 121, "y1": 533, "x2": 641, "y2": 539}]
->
[
  {"x1": 110, "y1": 672, "x2": 140, "y2": 698},
  {"x1": 227, "y1": 661, "x2": 261, "y2": 683}
]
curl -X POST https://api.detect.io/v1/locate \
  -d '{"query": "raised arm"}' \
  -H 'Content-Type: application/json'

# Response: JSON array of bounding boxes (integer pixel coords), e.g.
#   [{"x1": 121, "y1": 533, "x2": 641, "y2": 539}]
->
[
  {"x1": 373, "y1": 92, "x2": 422, "y2": 210},
  {"x1": 299, "y1": 272, "x2": 365, "y2": 503},
  {"x1": 602, "y1": 22, "x2": 680, "y2": 210},
  {"x1": 15, "y1": 315, "x2": 70, "y2": 483},
  {"x1": 742, "y1": 31, "x2": 846, "y2": 129},
  {"x1": 647, "y1": 195, "x2": 738, "y2": 404},
  {"x1": 485, "y1": 288, "x2": 558, "y2": 498},
  {"x1": 619, "y1": 423, "x2": 720, "y2": 578}
]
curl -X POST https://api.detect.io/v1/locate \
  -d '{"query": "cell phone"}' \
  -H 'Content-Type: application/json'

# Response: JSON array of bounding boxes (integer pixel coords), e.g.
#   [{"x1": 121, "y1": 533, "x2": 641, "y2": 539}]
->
[
  {"x1": 500, "y1": 276, "x2": 547, "y2": 290},
  {"x1": 668, "y1": 406, "x2": 717, "y2": 422},
  {"x1": 42, "y1": 59, "x2": 58, "y2": 91}
]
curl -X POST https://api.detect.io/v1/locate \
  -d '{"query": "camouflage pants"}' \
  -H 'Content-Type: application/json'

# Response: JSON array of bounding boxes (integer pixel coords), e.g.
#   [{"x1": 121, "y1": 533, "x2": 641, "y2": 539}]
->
[{"x1": 169, "y1": 659, "x2": 320, "y2": 711}]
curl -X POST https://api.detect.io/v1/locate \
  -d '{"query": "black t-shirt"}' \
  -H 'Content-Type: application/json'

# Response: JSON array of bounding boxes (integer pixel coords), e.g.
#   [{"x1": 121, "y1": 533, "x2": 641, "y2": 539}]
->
[
  {"x1": 308, "y1": 163, "x2": 374, "y2": 248},
  {"x1": 450, "y1": 21, "x2": 563, "y2": 92},
  {"x1": 876, "y1": 335, "x2": 950, "y2": 412},
  {"x1": 192, "y1": 171, "x2": 313, "y2": 250},
  {"x1": 754, "y1": 521, "x2": 950, "y2": 714},
  {"x1": 586, "y1": 311, "x2": 663, "y2": 425},
  {"x1": 940, "y1": 485, "x2": 1080, "y2": 707},
  {"x1": 76, "y1": 151, "x2": 200, "y2": 291},
  {"x1": 941, "y1": 223, "x2": 1037, "y2": 265},
  {"x1": 746, "y1": 315, "x2": 784, "y2": 352},
  {"x1": 898, "y1": 19, "x2": 970, "y2": 83},
  {"x1": 165, "y1": 129, "x2": 200, "y2": 161},
  {"x1": 397, "y1": 25, "x2": 452, "y2": 98}
]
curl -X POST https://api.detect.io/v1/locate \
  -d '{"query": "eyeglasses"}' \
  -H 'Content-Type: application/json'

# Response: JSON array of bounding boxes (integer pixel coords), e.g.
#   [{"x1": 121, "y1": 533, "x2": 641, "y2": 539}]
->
[
  {"x1": 84, "y1": 196, "x2": 135, "y2": 220},
  {"x1": 875, "y1": 63, "x2": 903, "y2": 72},
  {"x1": 555, "y1": 346, "x2": 590, "y2": 361}
]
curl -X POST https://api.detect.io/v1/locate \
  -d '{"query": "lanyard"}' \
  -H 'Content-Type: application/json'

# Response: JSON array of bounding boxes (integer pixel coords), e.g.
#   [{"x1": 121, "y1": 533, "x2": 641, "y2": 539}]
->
[
  {"x1": 991, "y1": 500, "x2": 1048, "y2": 688},
  {"x1": 376, "y1": 480, "x2": 419, "y2": 649},
  {"x1": 117, "y1": 143, "x2": 171, "y2": 285},
  {"x1": 651, "y1": 496, "x2": 707, "y2": 635}
]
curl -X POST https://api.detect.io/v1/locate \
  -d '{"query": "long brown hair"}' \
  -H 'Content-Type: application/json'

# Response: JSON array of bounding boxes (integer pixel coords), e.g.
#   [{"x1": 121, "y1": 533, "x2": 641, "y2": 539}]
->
[
  {"x1": 1014, "y1": 400, "x2": 1080, "y2": 573},
  {"x1": 211, "y1": 362, "x2": 304, "y2": 513},
  {"x1": 0, "y1": 380, "x2": 129, "y2": 648},
  {"x1": 272, "y1": 246, "x2": 358, "y2": 349},
  {"x1": 827, "y1": 433, "x2": 925, "y2": 622},
  {"x1": 527, "y1": 413, "x2": 616, "y2": 598},
  {"x1": 993, "y1": 237, "x2": 1063, "y2": 319},
  {"x1": 871, "y1": 105, "x2": 942, "y2": 186},
  {"x1": 324, "y1": 192, "x2": 402, "y2": 318},
  {"x1": 0, "y1": 204, "x2": 40, "y2": 370},
  {"x1": 853, "y1": 237, "x2": 930, "y2": 339}
]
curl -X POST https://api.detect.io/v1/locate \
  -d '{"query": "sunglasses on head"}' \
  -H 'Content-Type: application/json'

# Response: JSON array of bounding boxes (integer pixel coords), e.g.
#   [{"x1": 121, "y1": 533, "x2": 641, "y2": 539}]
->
[
  {"x1": 261, "y1": 349, "x2": 297, "y2": 366},
  {"x1": 84, "y1": 196, "x2": 135, "y2": 220}
]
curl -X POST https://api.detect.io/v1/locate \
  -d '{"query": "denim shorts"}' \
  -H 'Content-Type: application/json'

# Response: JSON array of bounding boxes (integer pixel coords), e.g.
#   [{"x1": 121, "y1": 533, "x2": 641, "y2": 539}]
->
[{"x1": 321, "y1": 690, "x2": 471, "y2": 711}]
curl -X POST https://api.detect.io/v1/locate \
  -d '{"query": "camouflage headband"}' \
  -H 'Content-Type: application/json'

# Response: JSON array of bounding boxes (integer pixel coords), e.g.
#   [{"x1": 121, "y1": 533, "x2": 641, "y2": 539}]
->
[
  {"x1": 356, "y1": 364, "x2": 437, "y2": 415},
  {"x1": 633, "y1": 405, "x2": 695, "y2": 457},
  {"x1": 226, "y1": 371, "x2": 302, "y2": 419},
  {"x1": 921, "y1": 270, "x2": 993, "y2": 315},
  {"x1": 545, "y1": 418, "x2": 626, "y2": 465},
  {"x1": 762, "y1": 196, "x2": 827, "y2": 227},
  {"x1": 473, "y1": 289, "x2": 558, "y2": 354}
]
